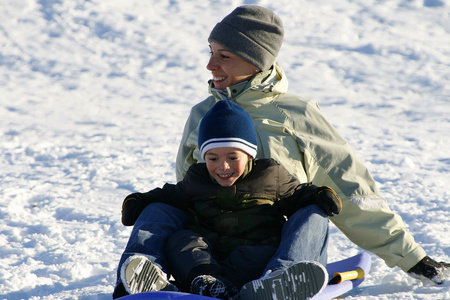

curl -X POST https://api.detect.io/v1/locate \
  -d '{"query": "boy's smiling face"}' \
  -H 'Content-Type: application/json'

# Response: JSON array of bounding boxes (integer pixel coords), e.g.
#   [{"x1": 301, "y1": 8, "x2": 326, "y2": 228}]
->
[{"x1": 205, "y1": 147, "x2": 250, "y2": 187}]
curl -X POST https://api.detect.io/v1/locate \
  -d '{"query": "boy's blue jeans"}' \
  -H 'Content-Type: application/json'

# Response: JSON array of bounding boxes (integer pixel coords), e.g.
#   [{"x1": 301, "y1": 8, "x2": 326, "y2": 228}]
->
[{"x1": 114, "y1": 202, "x2": 329, "y2": 290}]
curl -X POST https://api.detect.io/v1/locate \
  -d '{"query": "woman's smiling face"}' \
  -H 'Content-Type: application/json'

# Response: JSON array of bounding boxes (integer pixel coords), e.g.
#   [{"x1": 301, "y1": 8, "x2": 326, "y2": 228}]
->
[{"x1": 206, "y1": 42, "x2": 258, "y2": 90}]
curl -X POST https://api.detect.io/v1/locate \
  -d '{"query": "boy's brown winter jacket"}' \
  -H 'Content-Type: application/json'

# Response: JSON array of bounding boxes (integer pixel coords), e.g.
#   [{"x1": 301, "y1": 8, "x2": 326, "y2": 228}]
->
[{"x1": 136, "y1": 158, "x2": 320, "y2": 258}]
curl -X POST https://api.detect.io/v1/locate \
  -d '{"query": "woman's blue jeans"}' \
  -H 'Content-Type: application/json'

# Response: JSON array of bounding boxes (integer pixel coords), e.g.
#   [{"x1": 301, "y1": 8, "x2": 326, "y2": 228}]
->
[{"x1": 114, "y1": 202, "x2": 328, "y2": 288}]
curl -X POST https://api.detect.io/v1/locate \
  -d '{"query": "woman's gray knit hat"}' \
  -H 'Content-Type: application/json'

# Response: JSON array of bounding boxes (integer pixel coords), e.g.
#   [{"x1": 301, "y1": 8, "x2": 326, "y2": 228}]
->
[{"x1": 208, "y1": 5, "x2": 284, "y2": 71}]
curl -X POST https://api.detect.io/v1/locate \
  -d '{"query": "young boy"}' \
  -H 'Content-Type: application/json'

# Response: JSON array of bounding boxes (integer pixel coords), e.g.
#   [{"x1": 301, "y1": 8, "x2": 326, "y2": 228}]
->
[{"x1": 119, "y1": 100, "x2": 342, "y2": 300}]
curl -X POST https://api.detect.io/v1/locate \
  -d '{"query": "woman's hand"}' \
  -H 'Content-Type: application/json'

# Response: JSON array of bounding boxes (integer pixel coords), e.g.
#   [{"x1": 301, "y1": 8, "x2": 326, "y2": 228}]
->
[{"x1": 408, "y1": 256, "x2": 450, "y2": 284}]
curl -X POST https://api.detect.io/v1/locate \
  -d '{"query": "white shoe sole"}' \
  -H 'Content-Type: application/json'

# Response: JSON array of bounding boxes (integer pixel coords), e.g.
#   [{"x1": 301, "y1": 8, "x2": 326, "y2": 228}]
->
[
  {"x1": 121, "y1": 255, "x2": 178, "y2": 294},
  {"x1": 240, "y1": 260, "x2": 328, "y2": 300}
]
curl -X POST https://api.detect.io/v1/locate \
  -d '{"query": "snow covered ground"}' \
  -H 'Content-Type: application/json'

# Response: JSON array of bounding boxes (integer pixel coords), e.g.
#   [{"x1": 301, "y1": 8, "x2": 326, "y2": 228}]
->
[{"x1": 1, "y1": 0, "x2": 449, "y2": 299}]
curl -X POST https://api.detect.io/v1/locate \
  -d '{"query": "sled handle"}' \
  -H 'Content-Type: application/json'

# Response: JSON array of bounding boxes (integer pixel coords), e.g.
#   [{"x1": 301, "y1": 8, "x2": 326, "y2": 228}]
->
[{"x1": 329, "y1": 268, "x2": 365, "y2": 285}]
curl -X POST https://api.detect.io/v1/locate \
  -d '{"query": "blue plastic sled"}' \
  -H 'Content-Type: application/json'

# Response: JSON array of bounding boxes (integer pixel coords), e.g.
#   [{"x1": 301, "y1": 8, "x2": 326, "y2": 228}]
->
[
  {"x1": 119, "y1": 252, "x2": 371, "y2": 300},
  {"x1": 315, "y1": 252, "x2": 371, "y2": 300}
]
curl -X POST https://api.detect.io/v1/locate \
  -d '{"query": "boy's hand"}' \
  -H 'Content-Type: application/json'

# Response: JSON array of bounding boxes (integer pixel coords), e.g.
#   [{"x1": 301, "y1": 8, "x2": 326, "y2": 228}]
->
[
  {"x1": 121, "y1": 193, "x2": 148, "y2": 226},
  {"x1": 313, "y1": 186, "x2": 342, "y2": 216}
]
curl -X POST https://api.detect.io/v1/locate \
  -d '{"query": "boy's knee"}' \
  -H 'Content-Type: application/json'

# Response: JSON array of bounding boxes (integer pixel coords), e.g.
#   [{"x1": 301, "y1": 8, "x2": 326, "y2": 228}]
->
[
  {"x1": 167, "y1": 230, "x2": 209, "y2": 252},
  {"x1": 293, "y1": 204, "x2": 327, "y2": 218},
  {"x1": 139, "y1": 203, "x2": 190, "y2": 224}
]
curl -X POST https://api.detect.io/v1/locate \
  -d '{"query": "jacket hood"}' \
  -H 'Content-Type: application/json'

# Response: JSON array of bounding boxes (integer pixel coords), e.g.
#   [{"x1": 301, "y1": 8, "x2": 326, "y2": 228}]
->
[{"x1": 208, "y1": 62, "x2": 289, "y2": 105}]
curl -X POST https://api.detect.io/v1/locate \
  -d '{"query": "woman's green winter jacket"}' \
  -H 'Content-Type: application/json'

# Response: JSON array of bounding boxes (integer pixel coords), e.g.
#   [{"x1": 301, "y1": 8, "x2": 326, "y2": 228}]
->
[{"x1": 175, "y1": 62, "x2": 426, "y2": 272}]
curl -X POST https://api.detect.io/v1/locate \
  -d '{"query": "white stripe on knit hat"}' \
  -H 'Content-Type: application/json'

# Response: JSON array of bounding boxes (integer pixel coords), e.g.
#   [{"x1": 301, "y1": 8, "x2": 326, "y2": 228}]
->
[{"x1": 200, "y1": 137, "x2": 257, "y2": 160}]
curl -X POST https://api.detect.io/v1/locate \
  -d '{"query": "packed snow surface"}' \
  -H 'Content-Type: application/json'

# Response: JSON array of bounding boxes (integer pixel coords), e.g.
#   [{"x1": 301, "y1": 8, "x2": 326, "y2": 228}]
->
[{"x1": 1, "y1": 0, "x2": 449, "y2": 299}]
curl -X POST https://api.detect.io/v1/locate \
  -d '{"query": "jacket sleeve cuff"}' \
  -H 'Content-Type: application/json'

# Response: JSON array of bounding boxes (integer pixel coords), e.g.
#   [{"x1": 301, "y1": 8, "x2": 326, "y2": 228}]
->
[{"x1": 395, "y1": 246, "x2": 427, "y2": 272}]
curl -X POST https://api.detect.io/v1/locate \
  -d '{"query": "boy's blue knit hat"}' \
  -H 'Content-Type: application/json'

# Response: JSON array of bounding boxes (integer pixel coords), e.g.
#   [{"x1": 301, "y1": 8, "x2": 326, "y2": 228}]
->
[{"x1": 199, "y1": 100, "x2": 257, "y2": 160}]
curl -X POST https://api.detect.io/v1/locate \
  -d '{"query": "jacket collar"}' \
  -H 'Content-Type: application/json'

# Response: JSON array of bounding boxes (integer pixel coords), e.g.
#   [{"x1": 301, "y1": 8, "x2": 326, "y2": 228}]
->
[{"x1": 208, "y1": 62, "x2": 289, "y2": 107}]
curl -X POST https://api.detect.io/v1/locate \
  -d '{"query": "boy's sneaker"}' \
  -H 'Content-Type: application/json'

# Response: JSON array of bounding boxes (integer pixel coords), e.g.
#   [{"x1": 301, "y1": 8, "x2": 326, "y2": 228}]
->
[
  {"x1": 239, "y1": 261, "x2": 328, "y2": 300},
  {"x1": 121, "y1": 255, "x2": 178, "y2": 294},
  {"x1": 190, "y1": 275, "x2": 238, "y2": 299}
]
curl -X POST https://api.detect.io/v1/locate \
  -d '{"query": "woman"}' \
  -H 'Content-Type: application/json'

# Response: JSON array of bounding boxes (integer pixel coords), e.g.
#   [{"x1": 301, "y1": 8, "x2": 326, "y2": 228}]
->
[
  {"x1": 114, "y1": 5, "x2": 449, "y2": 299},
  {"x1": 175, "y1": 3, "x2": 448, "y2": 285}
]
